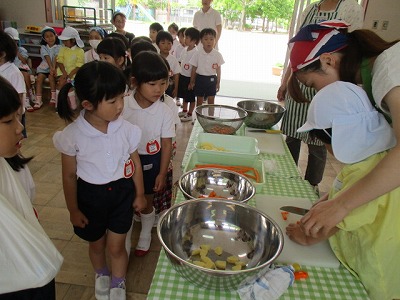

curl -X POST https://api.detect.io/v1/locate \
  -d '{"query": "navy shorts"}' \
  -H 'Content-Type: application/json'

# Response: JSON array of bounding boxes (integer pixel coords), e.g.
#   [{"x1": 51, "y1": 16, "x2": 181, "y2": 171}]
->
[
  {"x1": 140, "y1": 151, "x2": 161, "y2": 194},
  {"x1": 194, "y1": 75, "x2": 217, "y2": 97},
  {"x1": 177, "y1": 74, "x2": 195, "y2": 102},
  {"x1": 74, "y1": 177, "x2": 135, "y2": 242}
]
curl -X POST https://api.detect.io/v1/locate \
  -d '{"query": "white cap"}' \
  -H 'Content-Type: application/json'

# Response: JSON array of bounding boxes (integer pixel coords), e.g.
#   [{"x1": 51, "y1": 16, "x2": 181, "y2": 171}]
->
[
  {"x1": 4, "y1": 27, "x2": 19, "y2": 40},
  {"x1": 297, "y1": 81, "x2": 396, "y2": 163},
  {"x1": 58, "y1": 26, "x2": 84, "y2": 48}
]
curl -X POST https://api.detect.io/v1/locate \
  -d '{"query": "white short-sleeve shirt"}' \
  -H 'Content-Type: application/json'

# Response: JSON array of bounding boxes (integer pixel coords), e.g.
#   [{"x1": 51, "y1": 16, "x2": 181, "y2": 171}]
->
[
  {"x1": 163, "y1": 94, "x2": 180, "y2": 126},
  {"x1": 193, "y1": 7, "x2": 222, "y2": 31},
  {"x1": 123, "y1": 93, "x2": 176, "y2": 155},
  {"x1": 174, "y1": 44, "x2": 185, "y2": 62},
  {"x1": 180, "y1": 47, "x2": 197, "y2": 77},
  {"x1": 372, "y1": 42, "x2": 400, "y2": 114},
  {"x1": 189, "y1": 47, "x2": 225, "y2": 76},
  {"x1": 84, "y1": 48, "x2": 100, "y2": 63},
  {"x1": 0, "y1": 62, "x2": 26, "y2": 94},
  {"x1": 53, "y1": 111, "x2": 142, "y2": 184},
  {"x1": 170, "y1": 38, "x2": 180, "y2": 56},
  {"x1": 166, "y1": 54, "x2": 181, "y2": 76}
]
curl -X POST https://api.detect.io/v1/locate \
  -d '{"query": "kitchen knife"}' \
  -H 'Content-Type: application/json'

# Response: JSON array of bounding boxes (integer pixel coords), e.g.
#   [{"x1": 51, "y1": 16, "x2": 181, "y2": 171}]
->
[{"x1": 280, "y1": 206, "x2": 310, "y2": 216}]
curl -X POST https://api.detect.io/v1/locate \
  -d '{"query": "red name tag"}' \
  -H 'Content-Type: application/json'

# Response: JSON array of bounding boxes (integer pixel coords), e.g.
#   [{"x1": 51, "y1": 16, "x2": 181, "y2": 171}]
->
[
  {"x1": 146, "y1": 140, "x2": 160, "y2": 154},
  {"x1": 124, "y1": 159, "x2": 135, "y2": 178}
]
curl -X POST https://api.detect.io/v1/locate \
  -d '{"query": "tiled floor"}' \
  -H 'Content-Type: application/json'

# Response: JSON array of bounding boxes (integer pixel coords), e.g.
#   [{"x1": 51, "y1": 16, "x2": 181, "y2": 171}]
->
[{"x1": 23, "y1": 96, "x2": 343, "y2": 299}]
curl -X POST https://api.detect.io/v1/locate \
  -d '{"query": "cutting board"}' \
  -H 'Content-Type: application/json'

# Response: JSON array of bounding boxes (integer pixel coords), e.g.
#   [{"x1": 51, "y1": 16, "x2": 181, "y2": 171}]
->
[
  {"x1": 244, "y1": 128, "x2": 286, "y2": 155},
  {"x1": 255, "y1": 195, "x2": 340, "y2": 268}
]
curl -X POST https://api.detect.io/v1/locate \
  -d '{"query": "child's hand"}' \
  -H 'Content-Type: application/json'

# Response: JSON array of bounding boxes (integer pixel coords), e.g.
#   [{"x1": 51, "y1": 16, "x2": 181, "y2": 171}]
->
[
  {"x1": 188, "y1": 82, "x2": 195, "y2": 90},
  {"x1": 133, "y1": 195, "x2": 146, "y2": 212},
  {"x1": 216, "y1": 83, "x2": 220, "y2": 92},
  {"x1": 69, "y1": 209, "x2": 89, "y2": 228},
  {"x1": 153, "y1": 173, "x2": 167, "y2": 192}
]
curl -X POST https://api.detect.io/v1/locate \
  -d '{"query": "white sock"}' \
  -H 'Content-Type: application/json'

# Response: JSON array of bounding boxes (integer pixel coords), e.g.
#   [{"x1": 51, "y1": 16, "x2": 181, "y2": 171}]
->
[
  {"x1": 55, "y1": 90, "x2": 59, "y2": 107},
  {"x1": 136, "y1": 208, "x2": 155, "y2": 251}
]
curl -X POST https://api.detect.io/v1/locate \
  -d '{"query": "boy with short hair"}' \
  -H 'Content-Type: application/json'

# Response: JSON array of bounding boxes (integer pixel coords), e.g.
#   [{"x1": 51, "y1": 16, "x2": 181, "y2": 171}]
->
[
  {"x1": 156, "y1": 31, "x2": 181, "y2": 101},
  {"x1": 189, "y1": 28, "x2": 224, "y2": 123},
  {"x1": 167, "y1": 22, "x2": 180, "y2": 57},
  {"x1": 178, "y1": 27, "x2": 200, "y2": 122},
  {"x1": 149, "y1": 22, "x2": 164, "y2": 52},
  {"x1": 174, "y1": 27, "x2": 187, "y2": 62}
]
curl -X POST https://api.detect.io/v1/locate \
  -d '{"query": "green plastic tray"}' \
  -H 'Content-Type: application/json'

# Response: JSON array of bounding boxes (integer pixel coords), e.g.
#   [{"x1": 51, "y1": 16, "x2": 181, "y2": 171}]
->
[{"x1": 194, "y1": 132, "x2": 260, "y2": 156}]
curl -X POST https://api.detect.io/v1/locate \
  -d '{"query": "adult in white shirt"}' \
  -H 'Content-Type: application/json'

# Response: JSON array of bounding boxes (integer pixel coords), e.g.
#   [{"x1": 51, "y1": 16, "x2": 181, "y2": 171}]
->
[{"x1": 193, "y1": 0, "x2": 222, "y2": 49}]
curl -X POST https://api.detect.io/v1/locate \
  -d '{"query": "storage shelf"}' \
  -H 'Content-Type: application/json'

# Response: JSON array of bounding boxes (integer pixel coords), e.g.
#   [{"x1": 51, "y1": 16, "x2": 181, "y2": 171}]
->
[{"x1": 62, "y1": 5, "x2": 114, "y2": 33}]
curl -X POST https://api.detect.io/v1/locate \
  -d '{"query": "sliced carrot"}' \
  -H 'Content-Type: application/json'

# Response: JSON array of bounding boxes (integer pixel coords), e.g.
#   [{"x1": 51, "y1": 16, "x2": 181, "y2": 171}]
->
[{"x1": 281, "y1": 211, "x2": 289, "y2": 221}]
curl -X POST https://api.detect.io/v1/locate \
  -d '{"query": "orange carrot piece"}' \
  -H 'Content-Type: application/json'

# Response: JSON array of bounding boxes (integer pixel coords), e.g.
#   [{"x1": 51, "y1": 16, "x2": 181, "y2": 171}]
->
[{"x1": 281, "y1": 211, "x2": 289, "y2": 221}]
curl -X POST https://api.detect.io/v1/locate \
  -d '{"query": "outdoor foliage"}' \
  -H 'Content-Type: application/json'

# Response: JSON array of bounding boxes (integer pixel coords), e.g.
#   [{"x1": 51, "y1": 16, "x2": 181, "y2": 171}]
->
[
  {"x1": 112, "y1": 0, "x2": 295, "y2": 32},
  {"x1": 215, "y1": 0, "x2": 294, "y2": 31}
]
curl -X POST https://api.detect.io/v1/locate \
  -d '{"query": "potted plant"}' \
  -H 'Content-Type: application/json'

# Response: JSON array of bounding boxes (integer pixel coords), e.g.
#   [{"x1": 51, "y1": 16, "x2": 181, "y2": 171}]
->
[{"x1": 272, "y1": 62, "x2": 284, "y2": 76}]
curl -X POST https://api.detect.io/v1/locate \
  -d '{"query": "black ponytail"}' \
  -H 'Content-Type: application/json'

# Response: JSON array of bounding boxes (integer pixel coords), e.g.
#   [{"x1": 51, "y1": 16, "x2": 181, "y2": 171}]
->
[{"x1": 57, "y1": 82, "x2": 75, "y2": 122}]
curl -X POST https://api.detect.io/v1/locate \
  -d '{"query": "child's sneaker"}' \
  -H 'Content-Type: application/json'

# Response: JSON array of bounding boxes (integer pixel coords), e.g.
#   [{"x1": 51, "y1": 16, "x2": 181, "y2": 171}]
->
[
  {"x1": 49, "y1": 99, "x2": 56, "y2": 106},
  {"x1": 178, "y1": 111, "x2": 186, "y2": 117},
  {"x1": 180, "y1": 114, "x2": 192, "y2": 122},
  {"x1": 95, "y1": 274, "x2": 110, "y2": 300},
  {"x1": 110, "y1": 280, "x2": 126, "y2": 300},
  {"x1": 33, "y1": 101, "x2": 43, "y2": 110},
  {"x1": 176, "y1": 98, "x2": 181, "y2": 106}
]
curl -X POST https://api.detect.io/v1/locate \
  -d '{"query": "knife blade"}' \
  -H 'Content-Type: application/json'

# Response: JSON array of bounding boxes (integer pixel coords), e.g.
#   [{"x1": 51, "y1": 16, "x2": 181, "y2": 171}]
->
[{"x1": 280, "y1": 206, "x2": 310, "y2": 216}]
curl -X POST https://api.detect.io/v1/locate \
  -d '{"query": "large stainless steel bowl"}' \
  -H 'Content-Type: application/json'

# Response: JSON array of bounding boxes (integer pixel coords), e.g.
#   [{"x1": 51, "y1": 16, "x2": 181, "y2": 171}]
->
[
  {"x1": 178, "y1": 168, "x2": 255, "y2": 202},
  {"x1": 237, "y1": 100, "x2": 285, "y2": 129},
  {"x1": 195, "y1": 104, "x2": 247, "y2": 135},
  {"x1": 157, "y1": 199, "x2": 284, "y2": 290}
]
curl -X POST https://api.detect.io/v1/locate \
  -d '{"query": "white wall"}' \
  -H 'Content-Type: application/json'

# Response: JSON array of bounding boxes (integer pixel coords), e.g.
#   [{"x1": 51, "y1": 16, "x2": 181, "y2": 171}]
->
[
  {"x1": 0, "y1": 0, "x2": 48, "y2": 29},
  {"x1": 363, "y1": 0, "x2": 400, "y2": 40}
]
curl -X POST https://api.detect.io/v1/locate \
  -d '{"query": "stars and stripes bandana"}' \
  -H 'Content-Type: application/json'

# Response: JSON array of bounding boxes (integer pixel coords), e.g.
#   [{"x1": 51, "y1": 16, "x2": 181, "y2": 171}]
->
[{"x1": 289, "y1": 20, "x2": 350, "y2": 72}]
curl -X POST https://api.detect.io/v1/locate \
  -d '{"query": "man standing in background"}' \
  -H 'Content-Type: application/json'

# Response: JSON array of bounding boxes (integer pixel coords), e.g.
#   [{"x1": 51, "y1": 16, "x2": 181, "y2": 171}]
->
[{"x1": 193, "y1": 0, "x2": 222, "y2": 49}]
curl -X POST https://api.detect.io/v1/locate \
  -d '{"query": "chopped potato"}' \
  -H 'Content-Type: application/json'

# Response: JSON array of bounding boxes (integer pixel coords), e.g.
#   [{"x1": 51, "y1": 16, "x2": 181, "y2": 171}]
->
[
  {"x1": 199, "y1": 249, "x2": 208, "y2": 257},
  {"x1": 200, "y1": 244, "x2": 211, "y2": 251},
  {"x1": 204, "y1": 261, "x2": 216, "y2": 269},
  {"x1": 201, "y1": 256, "x2": 213, "y2": 265},
  {"x1": 214, "y1": 246, "x2": 223, "y2": 256},
  {"x1": 235, "y1": 261, "x2": 246, "y2": 267},
  {"x1": 215, "y1": 260, "x2": 227, "y2": 270},
  {"x1": 227, "y1": 256, "x2": 240, "y2": 264},
  {"x1": 191, "y1": 249, "x2": 201, "y2": 256},
  {"x1": 232, "y1": 265, "x2": 242, "y2": 271},
  {"x1": 193, "y1": 261, "x2": 206, "y2": 267}
]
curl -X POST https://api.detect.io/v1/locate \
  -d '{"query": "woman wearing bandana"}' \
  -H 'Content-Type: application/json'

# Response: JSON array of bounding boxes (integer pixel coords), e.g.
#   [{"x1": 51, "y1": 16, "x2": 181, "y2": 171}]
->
[
  {"x1": 277, "y1": 0, "x2": 363, "y2": 194},
  {"x1": 285, "y1": 21, "x2": 400, "y2": 300}
]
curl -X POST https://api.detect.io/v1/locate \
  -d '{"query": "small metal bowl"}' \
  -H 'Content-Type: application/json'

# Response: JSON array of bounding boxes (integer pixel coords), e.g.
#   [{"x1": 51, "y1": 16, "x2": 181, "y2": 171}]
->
[
  {"x1": 195, "y1": 104, "x2": 247, "y2": 135},
  {"x1": 178, "y1": 168, "x2": 255, "y2": 202},
  {"x1": 157, "y1": 199, "x2": 284, "y2": 290},
  {"x1": 237, "y1": 100, "x2": 285, "y2": 129}
]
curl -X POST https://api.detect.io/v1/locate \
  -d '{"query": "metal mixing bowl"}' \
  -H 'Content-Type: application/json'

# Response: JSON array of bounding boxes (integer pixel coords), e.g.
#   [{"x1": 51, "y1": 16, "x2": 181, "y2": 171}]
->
[
  {"x1": 195, "y1": 104, "x2": 247, "y2": 135},
  {"x1": 178, "y1": 168, "x2": 255, "y2": 202},
  {"x1": 237, "y1": 100, "x2": 285, "y2": 129},
  {"x1": 157, "y1": 199, "x2": 284, "y2": 290}
]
